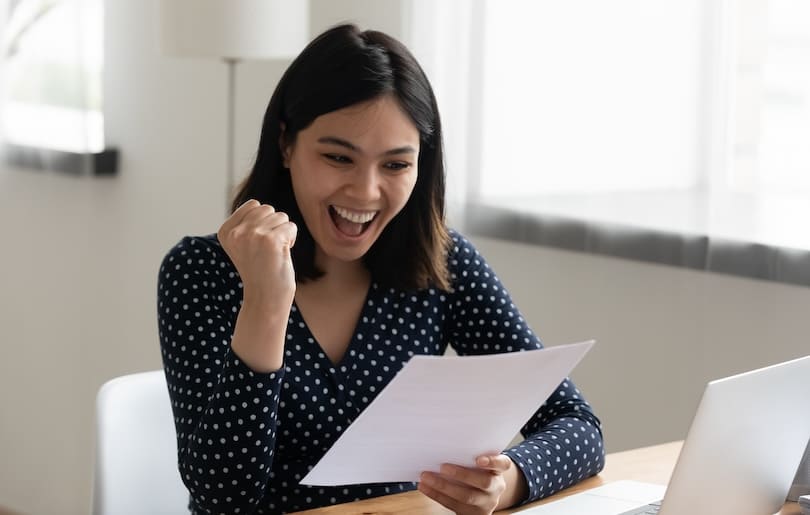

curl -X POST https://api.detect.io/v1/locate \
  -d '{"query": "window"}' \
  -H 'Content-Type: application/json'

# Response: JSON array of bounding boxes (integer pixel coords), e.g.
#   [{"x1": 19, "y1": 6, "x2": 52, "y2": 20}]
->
[
  {"x1": 409, "y1": 0, "x2": 810, "y2": 254},
  {"x1": 2, "y1": 0, "x2": 104, "y2": 154},
  {"x1": 407, "y1": 0, "x2": 810, "y2": 285},
  {"x1": 478, "y1": 1, "x2": 704, "y2": 197},
  {"x1": 730, "y1": 0, "x2": 810, "y2": 194}
]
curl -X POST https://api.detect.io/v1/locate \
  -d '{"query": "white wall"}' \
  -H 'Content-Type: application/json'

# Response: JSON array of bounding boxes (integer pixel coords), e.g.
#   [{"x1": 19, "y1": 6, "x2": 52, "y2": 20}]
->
[
  {"x1": 0, "y1": 1, "x2": 404, "y2": 514},
  {"x1": 2, "y1": 1, "x2": 809, "y2": 514},
  {"x1": 470, "y1": 236, "x2": 810, "y2": 452}
]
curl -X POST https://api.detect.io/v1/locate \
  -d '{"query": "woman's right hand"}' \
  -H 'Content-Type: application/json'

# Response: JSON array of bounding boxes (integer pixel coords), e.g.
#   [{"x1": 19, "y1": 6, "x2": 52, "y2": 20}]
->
[
  {"x1": 218, "y1": 199, "x2": 298, "y2": 308},
  {"x1": 217, "y1": 200, "x2": 298, "y2": 371}
]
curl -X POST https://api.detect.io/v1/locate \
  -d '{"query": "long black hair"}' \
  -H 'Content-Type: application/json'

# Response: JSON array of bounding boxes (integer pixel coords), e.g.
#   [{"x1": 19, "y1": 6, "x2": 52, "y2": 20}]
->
[{"x1": 232, "y1": 24, "x2": 450, "y2": 291}]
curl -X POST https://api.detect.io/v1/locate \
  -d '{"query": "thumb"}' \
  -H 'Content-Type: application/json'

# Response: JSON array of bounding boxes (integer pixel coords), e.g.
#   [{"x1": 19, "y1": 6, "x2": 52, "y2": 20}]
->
[
  {"x1": 475, "y1": 454, "x2": 512, "y2": 472},
  {"x1": 286, "y1": 221, "x2": 298, "y2": 249}
]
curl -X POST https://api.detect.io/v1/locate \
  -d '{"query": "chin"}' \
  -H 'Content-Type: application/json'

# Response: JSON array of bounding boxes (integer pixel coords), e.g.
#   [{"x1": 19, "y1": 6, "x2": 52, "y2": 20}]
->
[{"x1": 327, "y1": 243, "x2": 374, "y2": 263}]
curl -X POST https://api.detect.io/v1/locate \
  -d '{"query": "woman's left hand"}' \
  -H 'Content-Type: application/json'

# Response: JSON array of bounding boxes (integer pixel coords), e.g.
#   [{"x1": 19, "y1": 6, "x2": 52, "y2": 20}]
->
[{"x1": 418, "y1": 454, "x2": 525, "y2": 514}]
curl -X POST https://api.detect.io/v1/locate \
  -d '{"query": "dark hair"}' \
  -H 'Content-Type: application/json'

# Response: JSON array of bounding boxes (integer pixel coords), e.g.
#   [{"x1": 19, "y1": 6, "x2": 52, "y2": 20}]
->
[{"x1": 232, "y1": 24, "x2": 450, "y2": 291}]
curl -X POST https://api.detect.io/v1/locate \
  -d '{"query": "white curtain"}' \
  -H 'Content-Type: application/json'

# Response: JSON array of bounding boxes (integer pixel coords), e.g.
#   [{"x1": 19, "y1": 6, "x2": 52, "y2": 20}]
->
[
  {"x1": 403, "y1": 0, "x2": 810, "y2": 287},
  {"x1": 0, "y1": 0, "x2": 9, "y2": 159},
  {"x1": 405, "y1": 0, "x2": 707, "y2": 225},
  {"x1": 404, "y1": 0, "x2": 484, "y2": 230}
]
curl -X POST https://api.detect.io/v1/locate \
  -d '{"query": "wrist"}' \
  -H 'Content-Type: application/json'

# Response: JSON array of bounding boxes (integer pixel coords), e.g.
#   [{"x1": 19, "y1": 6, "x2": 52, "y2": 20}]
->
[
  {"x1": 230, "y1": 296, "x2": 292, "y2": 373},
  {"x1": 241, "y1": 285, "x2": 295, "y2": 314},
  {"x1": 497, "y1": 457, "x2": 529, "y2": 510},
  {"x1": 240, "y1": 293, "x2": 293, "y2": 326}
]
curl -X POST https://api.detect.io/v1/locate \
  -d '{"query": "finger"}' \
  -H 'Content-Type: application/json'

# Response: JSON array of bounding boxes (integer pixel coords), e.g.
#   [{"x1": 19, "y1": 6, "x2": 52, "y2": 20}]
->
[
  {"x1": 438, "y1": 463, "x2": 500, "y2": 492},
  {"x1": 249, "y1": 211, "x2": 295, "y2": 250},
  {"x1": 230, "y1": 198, "x2": 262, "y2": 224},
  {"x1": 219, "y1": 199, "x2": 260, "y2": 236},
  {"x1": 276, "y1": 220, "x2": 297, "y2": 250},
  {"x1": 474, "y1": 454, "x2": 512, "y2": 472},
  {"x1": 255, "y1": 210, "x2": 289, "y2": 231},
  {"x1": 239, "y1": 203, "x2": 277, "y2": 228},
  {"x1": 417, "y1": 480, "x2": 470, "y2": 514},
  {"x1": 420, "y1": 472, "x2": 491, "y2": 508}
]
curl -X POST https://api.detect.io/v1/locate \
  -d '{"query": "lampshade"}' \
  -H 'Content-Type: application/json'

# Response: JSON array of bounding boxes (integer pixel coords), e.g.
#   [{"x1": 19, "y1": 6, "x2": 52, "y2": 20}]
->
[{"x1": 160, "y1": 0, "x2": 309, "y2": 60}]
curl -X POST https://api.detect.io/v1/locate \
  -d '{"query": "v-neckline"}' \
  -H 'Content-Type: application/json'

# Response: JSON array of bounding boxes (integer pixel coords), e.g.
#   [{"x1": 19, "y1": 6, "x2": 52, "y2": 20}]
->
[{"x1": 292, "y1": 282, "x2": 376, "y2": 371}]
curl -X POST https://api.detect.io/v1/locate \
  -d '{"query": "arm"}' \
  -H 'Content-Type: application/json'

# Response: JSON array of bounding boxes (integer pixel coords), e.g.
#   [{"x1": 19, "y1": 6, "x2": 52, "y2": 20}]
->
[
  {"x1": 158, "y1": 236, "x2": 286, "y2": 515},
  {"x1": 445, "y1": 232, "x2": 605, "y2": 505},
  {"x1": 501, "y1": 379, "x2": 605, "y2": 503}
]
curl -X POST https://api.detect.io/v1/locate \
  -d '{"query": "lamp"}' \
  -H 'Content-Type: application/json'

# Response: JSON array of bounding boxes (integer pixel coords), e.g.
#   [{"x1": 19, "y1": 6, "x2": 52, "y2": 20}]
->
[{"x1": 160, "y1": 0, "x2": 309, "y2": 209}]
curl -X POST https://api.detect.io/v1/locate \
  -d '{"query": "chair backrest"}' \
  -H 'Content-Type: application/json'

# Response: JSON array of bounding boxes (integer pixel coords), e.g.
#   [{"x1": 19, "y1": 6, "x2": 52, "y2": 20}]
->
[{"x1": 92, "y1": 370, "x2": 189, "y2": 515}]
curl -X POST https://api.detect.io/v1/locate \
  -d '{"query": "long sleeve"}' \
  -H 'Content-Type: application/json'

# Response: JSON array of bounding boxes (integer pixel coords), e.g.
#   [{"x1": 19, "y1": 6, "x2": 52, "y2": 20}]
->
[
  {"x1": 157, "y1": 236, "x2": 286, "y2": 515},
  {"x1": 157, "y1": 231, "x2": 603, "y2": 513},
  {"x1": 445, "y1": 232, "x2": 605, "y2": 503}
]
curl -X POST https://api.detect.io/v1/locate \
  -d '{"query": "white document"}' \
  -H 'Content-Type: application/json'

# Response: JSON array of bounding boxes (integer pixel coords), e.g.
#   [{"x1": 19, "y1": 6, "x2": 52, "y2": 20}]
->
[{"x1": 300, "y1": 340, "x2": 595, "y2": 486}]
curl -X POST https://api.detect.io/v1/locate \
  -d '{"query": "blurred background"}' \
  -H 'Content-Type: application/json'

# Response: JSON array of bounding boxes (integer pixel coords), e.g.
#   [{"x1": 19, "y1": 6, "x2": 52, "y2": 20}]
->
[{"x1": 2, "y1": 1, "x2": 810, "y2": 514}]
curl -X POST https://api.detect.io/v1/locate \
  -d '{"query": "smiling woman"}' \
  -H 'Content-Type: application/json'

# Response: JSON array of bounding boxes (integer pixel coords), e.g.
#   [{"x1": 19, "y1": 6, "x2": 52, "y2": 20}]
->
[
  {"x1": 231, "y1": 26, "x2": 451, "y2": 293},
  {"x1": 158, "y1": 23, "x2": 605, "y2": 515},
  {"x1": 283, "y1": 96, "x2": 420, "y2": 264}
]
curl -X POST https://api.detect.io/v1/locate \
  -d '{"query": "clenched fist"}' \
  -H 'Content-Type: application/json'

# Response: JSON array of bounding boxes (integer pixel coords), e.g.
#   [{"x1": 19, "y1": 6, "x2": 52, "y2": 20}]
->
[{"x1": 217, "y1": 199, "x2": 298, "y2": 372}]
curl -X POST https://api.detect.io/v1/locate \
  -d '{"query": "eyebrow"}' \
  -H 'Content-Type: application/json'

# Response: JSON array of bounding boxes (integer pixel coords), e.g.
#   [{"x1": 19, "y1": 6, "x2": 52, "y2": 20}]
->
[{"x1": 317, "y1": 136, "x2": 417, "y2": 157}]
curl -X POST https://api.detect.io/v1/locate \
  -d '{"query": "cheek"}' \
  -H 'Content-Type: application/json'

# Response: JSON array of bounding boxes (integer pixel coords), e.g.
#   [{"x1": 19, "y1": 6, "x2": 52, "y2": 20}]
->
[
  {"x1": 392, "y1": 172, "x2": 418, "y2": 208},
  {"x1": 289, "y1": 156, "x2": 328, "y2": 199}
]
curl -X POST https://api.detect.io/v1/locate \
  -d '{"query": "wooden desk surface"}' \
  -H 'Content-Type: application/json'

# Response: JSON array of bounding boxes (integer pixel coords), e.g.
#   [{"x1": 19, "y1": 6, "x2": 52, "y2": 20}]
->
[{"x1": 292, "y1": 441, "x2": 801, "y2": 514}]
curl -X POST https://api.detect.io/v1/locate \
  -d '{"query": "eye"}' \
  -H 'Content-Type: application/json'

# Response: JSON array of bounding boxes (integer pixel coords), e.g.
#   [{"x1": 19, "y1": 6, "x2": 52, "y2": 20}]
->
[
  {"x1": 383, "y1": 161, "x2": 411, "y2": 172},
  {"x1": 324, "y1": 153, "x2": 352, "y2": 164}
]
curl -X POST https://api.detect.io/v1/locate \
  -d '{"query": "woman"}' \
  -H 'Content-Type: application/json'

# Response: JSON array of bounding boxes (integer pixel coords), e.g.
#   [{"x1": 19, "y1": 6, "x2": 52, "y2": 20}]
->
[{"x1": 158, "y1": 24, "x2": 605, "y2": 515}]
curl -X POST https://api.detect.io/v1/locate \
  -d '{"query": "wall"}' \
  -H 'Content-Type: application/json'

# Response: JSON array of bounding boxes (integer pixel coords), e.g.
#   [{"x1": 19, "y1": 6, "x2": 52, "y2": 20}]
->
[
  {"x1": 0, "y1": 1, "x2": 404, "y2": 514},
  {"x1": 470, "y1": 236, "x2": 810, "y2": 452},
  {"x1": 2, "y1": 1, "x2": 809, "y2": 514}
]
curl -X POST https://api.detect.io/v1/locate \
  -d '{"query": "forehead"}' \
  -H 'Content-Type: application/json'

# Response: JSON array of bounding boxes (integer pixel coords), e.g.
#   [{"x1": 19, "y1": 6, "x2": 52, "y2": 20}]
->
[{"x1": 303, "y1": 95, "x2": 420, "y2": 147}]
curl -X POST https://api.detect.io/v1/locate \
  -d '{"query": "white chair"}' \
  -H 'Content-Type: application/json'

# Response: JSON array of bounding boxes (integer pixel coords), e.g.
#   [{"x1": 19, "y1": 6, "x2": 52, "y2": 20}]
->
[{"x1": 93, "y1": 370, "x2": 190, "y2": 515}]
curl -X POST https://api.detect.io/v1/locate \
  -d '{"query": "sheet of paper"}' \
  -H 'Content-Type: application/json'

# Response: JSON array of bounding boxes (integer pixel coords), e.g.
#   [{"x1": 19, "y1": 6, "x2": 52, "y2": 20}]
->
[{"x1": 301, "y1": 340, "x2": 595, "y2": 486}]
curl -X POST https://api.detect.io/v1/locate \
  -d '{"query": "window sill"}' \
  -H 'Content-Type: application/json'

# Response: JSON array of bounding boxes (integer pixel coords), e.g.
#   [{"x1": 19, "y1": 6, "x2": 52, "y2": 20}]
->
[
  {"x1": 3, "y1": 143, "x2": 119, "y2": 176},
  {"x1": 465, "y1": 190, "x2": 810, "y2": 288}
]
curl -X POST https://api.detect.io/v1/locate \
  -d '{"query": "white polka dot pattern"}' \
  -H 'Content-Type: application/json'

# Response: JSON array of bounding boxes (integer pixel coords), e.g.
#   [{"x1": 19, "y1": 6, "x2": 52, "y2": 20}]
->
[{"x1": 157, "y1": 230, "x2": 605, "y2": 514}]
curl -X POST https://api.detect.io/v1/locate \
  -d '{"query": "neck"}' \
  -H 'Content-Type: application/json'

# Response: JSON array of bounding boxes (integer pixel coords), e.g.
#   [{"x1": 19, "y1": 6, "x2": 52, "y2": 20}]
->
[{"x1": 305, "y1": 250, "x2": 370, "y2": 293}]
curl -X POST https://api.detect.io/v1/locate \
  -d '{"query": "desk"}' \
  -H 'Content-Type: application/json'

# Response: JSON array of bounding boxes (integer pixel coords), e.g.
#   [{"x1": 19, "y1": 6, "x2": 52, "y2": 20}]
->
[{"x1": 291, "y1": 441, "x2": 801, "y2": 514}]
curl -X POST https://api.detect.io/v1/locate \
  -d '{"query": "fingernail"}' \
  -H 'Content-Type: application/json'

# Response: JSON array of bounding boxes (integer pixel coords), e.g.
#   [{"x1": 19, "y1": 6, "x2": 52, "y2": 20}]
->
[{"x1": 476, "y1": 456, "x2": 490, "y2": 466}]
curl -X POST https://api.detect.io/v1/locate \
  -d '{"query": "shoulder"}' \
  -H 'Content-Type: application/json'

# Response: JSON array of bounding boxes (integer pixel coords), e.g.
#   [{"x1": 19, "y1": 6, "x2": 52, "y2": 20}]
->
[
  {"x1": 444, "y1": 228, "x2": 493, "y2": 284},
  {"x1": 159, "y1": 234, "x2": 235, "y2": 279},
  {"x1": 445, "y1": 228, "x2": 485, "y2": 268}
]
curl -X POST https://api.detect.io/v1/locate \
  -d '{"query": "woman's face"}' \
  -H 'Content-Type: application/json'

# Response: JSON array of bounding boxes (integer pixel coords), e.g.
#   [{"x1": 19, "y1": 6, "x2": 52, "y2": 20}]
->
[{"x1": 283, "y1": 95, "x2": 420, "y2": 265}]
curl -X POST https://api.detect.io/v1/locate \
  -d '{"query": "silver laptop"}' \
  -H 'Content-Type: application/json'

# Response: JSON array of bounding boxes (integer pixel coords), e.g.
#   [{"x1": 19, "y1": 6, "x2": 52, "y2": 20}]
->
[{"x1": 523, "y1": 355, "x2": 810, "y2": 515}]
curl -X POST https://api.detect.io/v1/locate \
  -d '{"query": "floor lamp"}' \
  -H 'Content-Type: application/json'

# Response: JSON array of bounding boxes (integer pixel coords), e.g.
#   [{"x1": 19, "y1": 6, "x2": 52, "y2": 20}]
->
[{"x1": 160, "y1": 0, "x2": 309, "y2": 211}]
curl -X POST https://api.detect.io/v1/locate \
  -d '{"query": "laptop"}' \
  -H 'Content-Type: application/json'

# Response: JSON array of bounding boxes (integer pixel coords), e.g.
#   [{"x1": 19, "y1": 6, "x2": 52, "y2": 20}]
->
[{"x1": 522, "y1": 355, "x2": 810, "y2": 515}]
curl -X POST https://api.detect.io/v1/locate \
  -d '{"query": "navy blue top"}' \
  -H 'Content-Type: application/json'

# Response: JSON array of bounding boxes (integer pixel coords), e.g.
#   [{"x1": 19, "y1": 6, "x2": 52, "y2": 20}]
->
[{"x1": 158, "y1": 230, "x2": 605, "y2": 514}]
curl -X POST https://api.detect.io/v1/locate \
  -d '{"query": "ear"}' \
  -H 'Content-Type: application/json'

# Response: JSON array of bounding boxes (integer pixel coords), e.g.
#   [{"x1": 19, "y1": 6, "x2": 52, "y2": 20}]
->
[{"x1": 279, "y1": 122, "x2": 291, "y2": 168}]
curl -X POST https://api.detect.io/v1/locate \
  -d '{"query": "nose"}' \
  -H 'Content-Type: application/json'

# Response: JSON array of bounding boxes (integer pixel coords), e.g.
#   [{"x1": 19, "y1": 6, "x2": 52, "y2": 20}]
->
[{"x1": 346, "y1": 164, "x2": 381, "y2": 201}]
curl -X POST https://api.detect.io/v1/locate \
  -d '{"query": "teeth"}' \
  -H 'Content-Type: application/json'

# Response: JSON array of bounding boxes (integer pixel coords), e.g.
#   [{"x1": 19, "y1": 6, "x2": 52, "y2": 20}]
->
[{"x1": 333, "y1": 206, "x2": 376, "y2": 224}]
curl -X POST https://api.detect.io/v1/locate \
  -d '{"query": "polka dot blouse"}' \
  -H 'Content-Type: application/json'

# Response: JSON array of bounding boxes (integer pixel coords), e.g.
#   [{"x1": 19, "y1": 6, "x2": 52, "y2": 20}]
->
[{"x1": 158, "y1": 230, "x2": 605, "y2": 514}]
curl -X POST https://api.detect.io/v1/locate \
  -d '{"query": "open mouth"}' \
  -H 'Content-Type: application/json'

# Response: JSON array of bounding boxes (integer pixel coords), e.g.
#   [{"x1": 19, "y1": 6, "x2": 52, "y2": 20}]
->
[{"x1": 329, "y1": 205, "x2": 378, "y2": 237}]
